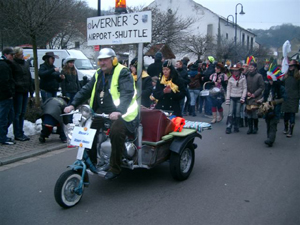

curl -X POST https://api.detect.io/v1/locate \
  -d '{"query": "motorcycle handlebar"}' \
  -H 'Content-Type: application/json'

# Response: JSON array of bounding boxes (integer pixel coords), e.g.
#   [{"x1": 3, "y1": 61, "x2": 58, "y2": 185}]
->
[
  {"x1": 60, "y1": 111, "x2": 109, "y2": 119},
  {"x1": 94, "y1": 113, "x2": 109, "y2": 118}
]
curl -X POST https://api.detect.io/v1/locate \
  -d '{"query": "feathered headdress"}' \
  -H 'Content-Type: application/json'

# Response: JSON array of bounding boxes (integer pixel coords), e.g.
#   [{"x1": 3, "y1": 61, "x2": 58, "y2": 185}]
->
[
  {"x1": 267, "y1": 60, "x2": 283, "y2": 81},
  {"x1": 246, "y1": 56, "x2": 256, "y2": 65}
]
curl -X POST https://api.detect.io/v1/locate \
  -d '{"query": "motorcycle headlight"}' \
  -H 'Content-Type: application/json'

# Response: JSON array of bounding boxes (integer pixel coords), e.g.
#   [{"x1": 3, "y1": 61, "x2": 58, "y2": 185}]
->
[{"x1": 79, "y1": 105, "x2": 93, "y2": 120}]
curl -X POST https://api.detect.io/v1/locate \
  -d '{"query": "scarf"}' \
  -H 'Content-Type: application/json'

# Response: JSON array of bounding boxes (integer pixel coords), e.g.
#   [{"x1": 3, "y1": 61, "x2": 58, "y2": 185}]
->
[
  {"x1": 232, "y1": 74, "x2": 240, "y2": 86},
  {"x1": 132, "y1": 70, "x2": 149, "y2": 82},
  {"x1": 160, "y1": 75, "x2": 180, "y2": 93}
]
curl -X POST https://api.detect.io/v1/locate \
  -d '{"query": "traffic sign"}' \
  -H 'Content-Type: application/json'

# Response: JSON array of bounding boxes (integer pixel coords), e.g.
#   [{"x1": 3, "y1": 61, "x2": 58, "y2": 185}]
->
[{"x1": 87, "y1": 11, "x2": 152, "y2": 46}]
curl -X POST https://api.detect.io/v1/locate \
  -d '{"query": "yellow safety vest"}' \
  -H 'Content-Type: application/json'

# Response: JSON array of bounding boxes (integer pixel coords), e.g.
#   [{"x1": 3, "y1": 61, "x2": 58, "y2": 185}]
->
[{"x1": 90, "y1": 64, "x2": 138, "y2": 122}]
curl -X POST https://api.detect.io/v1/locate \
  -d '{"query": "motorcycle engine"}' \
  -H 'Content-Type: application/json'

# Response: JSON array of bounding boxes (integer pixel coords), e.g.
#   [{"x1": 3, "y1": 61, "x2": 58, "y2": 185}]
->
[{"x1": 124, "y1": 142, "x2": 137, "y2": 159}]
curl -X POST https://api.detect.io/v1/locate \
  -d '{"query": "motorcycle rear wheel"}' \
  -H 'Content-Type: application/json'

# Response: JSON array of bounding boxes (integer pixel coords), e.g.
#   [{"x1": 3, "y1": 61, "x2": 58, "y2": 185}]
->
[
  {"x1": 170, "y1": 146, "x2": 195, "y2": 181},
  {"x1": 54, "y1": 170, "x2": 84, "y2": 208}
]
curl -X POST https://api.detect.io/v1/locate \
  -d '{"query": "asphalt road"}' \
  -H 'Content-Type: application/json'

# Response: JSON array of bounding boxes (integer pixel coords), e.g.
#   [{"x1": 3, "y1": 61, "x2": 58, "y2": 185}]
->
[{"x1": 1, "y1": 115, "x2": 300, "y2": 225}]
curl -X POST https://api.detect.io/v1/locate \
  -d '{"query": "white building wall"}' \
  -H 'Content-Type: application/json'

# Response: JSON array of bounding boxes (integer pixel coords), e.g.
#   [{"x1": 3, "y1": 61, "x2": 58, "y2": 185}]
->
[{"x1": 148, "y1": 0, "x2": 256, "y2": 58}]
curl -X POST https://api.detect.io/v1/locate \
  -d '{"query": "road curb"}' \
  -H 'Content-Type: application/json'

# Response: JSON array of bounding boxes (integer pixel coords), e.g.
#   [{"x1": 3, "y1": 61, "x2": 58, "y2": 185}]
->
[{"x1": 0, "y1": 144, "x2": 66, "y2": 166}]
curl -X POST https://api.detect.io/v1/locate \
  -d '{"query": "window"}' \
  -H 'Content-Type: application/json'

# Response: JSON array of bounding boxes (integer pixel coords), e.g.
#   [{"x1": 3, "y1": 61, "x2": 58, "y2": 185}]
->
[
  {"x1": 247, "y1": 36, "x2": 250, "y2": 50},
  {"x1": 75, "y1": 42, "x2": 80, "y2": 49},
  {"x1": 242, "y1": 33, "x2": 245, "y2": 46},
  {"x1": 207, "y1": 24, "x2": 213, "y2": 37}
]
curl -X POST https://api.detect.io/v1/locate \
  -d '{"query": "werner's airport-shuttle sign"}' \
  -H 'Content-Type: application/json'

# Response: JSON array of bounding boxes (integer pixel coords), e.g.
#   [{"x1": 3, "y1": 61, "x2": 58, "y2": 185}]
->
[{"x1": 87, "y1": 11, "x2": 152, "y2": 45}]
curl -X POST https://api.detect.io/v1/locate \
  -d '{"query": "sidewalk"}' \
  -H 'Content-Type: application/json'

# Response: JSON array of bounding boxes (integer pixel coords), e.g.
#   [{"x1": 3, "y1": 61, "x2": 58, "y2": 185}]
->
[{"x1": 0, "y1": 134, "x2": 67, "y2": 166}]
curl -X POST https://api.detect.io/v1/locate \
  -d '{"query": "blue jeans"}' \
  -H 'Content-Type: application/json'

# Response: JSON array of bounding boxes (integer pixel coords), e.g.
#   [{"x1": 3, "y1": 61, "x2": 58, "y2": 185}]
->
[
  {"x1": 13, "y1": 92, "x2": 29, "y2": 138},
  {"x1": 189, "y1": 89, "x2": 200, "y2": 106},
  {"x1": 228, "y1": 98, "x2": 241, "y2": 118},
  {"x1": 205, "y1": 96, "x2": 212, "y2": 115},
  {"x1": 41, "y1": 90, "x2": 57, "y2": 103},
  {"x1": 0, "y1": 98, "x2": 14, "y2": 143}
]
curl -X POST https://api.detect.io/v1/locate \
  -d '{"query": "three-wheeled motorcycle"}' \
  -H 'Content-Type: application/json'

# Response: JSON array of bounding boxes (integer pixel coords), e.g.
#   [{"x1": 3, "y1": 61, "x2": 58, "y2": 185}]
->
[{"x1": 54, "y1": 105, "x2": 203, "y2": 208}]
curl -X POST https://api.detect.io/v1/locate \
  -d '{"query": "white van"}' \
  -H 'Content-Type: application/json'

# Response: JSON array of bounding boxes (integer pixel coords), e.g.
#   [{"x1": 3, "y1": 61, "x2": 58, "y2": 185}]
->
[{"x1": 23, "y1": 49, "x2": 96, "y2": 81}]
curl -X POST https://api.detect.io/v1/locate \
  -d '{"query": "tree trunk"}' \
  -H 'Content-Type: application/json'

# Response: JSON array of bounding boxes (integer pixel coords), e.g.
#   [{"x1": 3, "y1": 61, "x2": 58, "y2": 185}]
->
[{"x1": 32, "y1": 34, "x2": 41, "y2": 107}]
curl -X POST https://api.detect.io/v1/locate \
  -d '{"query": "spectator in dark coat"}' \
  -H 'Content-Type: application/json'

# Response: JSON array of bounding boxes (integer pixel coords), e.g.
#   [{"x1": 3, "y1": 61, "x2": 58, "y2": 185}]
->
[
  {"x1": 0, "y1": 47, "x2": 15, "y2": 145},
  {"x1": 39, "y1": 52, "x2": 65, "y2": 103},
  {"x1": 188, "y1": 63, "x2": 201, "y2": 117},
  {"x1": 147, "y1": 51, "x2": 163, "y2": 78},
  {"x1": 12, "y1": 47, "x2": 34, "y2": 141},
  {"x1": 61, "y1": 57, "x2": 81, "y2": 103},
  {"x1": 39, "y1": 96, "x2": 69, "y2": 143},
  {"x1": 202, "y1": 56, "x2": 216, "y2": 116},
  {"x1": 261, "y1": 72, "x2": 285, "y2": 147},
  {"x1": 130, "y1": 58, "x2": 153, "y2": 108},
  {"x1": 258, "y1": 59, "x2": 270, "y2": 83},
  {"x1": 181, "y1": 56, "x2": 190, "y2": 71},
  {"x1": 246, "y1": 62, "x2": 265, "y2": 134},
  {"x1": 176, "y1": 60, "x2": 190, "y2": 116},
  {"x1": 281, "y1": 60, "x2": 300, "y2": 137},
  {"x1": 154, "y1": 60, "x2": 186, "y2": 117}
]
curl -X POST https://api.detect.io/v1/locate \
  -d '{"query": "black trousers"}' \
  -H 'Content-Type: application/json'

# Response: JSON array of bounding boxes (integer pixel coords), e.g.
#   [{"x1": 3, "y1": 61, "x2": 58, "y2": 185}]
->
[
  {"x1": 89, "y1": 117, "x2": 127, "y2": 174},
  {"x1": 265, "y1": 117, "x2": 278, "y2": 143}
]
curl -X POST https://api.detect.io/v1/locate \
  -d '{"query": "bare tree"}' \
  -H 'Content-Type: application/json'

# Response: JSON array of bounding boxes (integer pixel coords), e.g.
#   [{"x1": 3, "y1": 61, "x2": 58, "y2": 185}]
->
[
  {"x1": 214, "y1": 35, "x2": 236, "y2": 63},
  {"x1": 180, "y1": 34, "x2": 214, "y2": 60},
  {"x1": 149, "y1": 7, "x2": 195, "y2": 51},
  {"x1": 0, "y1": 0, "x2": 83, "y2": 106},
  {"x1": 48, "y1": 2, "x2": 95, "y2": 49}
]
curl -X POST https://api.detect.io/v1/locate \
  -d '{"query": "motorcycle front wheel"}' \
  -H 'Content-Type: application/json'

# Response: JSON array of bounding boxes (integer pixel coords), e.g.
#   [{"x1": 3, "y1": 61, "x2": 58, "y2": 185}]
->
[{"x1": 54, "y1": 170, "x2": 84, "y2": 208}]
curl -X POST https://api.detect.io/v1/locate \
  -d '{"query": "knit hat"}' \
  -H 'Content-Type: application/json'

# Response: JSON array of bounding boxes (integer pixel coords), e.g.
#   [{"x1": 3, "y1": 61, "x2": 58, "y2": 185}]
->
[
  {"x1": 207, "y1": 56, "x2": 215, "y2": 63},
  {"x1": 162, "y1": 60, "x2": 173, "y2": 68},
  {"x1": 130, "y1": 57, "x2": 138, "y2": 68},
  {"x1": 2, "y1": 47, "x2": 15, "y2": 55},
  {"x1": 155, "y1": 52, "x2": 163, "y2": 61},
  {"x1": 190, "y1": 63, "x2": 198, "y2": 71}
]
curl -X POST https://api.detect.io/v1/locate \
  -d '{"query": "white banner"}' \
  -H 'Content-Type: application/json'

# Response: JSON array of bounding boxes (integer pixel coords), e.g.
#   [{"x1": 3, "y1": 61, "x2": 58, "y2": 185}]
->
[
  {"x1": 70, "y1": 127, "x2": 96, "y2": 149},
  {"x1": 87, "y1": 11, "x2": 152, "y2": 46}
]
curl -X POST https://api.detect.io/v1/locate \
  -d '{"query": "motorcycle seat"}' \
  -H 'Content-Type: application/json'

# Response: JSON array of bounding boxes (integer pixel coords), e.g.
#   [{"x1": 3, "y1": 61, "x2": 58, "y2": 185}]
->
[{"x1": 140, "y1": 107, "x2": 175, "y2": 142}]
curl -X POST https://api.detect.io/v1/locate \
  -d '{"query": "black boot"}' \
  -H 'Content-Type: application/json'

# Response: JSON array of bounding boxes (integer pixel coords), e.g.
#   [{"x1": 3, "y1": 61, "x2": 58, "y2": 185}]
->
[
  {"x1": 253, "y1": 119, "x2": 259, "y2": 134},
  {"x1": 264, "y1": 139, "x2": 273, "y2": 147},
  {"x1": 283, "y1": 121, "x2": 289, "y2": 134},
  {"x1": 234, "y1": 117, "x2": 240, "y2": 132},
  {"x1": 239, "y1": 118, "x2": 244, "y2": 127},
  {"x1": 286, "y1": 124, "x2": 294, "y2": 138},
  {"x1": 39, "y1": 125, "x2": 52, "y2": 143},
  {"x1": 245, "y1": 117, "x2": 248, "y2": 127},
  {"x1": 247, "y1": 119, "x2": 253, "y2": 134},
  {"x1": 226, "y1": 116, "x2": 232, "y2": 134},
  {"x1": 191, "y1": 105, "x2": 196, "y2": 117}
]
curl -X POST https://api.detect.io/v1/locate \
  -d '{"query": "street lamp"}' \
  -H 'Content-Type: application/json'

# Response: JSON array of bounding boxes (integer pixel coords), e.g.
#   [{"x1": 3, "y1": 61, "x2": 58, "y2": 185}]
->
[
  {"x1": 226, "y1": 15, "x2": 234, "y2": 27},
  {"x1": 235, "y1": 3, "x2": 245, "y2": 48},
  {"x1": 226, "y1": 3, "x2": 245, "y2": 62}
]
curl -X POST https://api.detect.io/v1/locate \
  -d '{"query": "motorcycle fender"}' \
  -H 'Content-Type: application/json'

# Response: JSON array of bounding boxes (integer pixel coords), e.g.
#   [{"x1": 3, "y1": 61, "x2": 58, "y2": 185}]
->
[
  {"x1": 67, "y1": 164, "x2": 83, "y2": 171},
  {"x1": 169, "y1": 132, "x2": 202, "y2": 154},
  {"x1": 67, "y1": 165, "x2": 90, "y2": 187}
]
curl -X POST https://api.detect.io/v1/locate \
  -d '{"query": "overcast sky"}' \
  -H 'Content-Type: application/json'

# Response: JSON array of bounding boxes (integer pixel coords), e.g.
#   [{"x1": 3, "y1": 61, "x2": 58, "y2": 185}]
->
[{"x1": 85, "y1": 0, "x2": 300, "y2": 30}]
